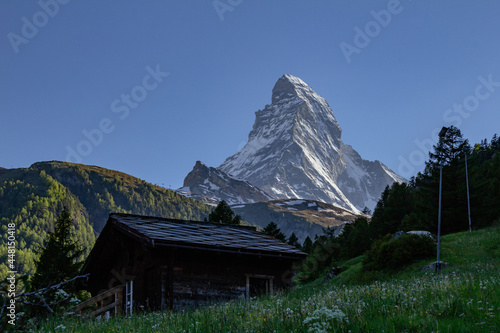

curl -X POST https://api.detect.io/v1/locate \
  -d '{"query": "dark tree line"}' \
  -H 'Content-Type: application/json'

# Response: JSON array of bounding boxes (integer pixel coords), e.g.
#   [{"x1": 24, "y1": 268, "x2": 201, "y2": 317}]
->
[
  {"x1": 296, "y1": 127, "x2": 500, "y2": 283},
  {"x1": 361, "y1": 127, "x2": 499, "y2": 250},
  {"x1": 370, "y1": 126, "x2": 500, "y2": 238}
]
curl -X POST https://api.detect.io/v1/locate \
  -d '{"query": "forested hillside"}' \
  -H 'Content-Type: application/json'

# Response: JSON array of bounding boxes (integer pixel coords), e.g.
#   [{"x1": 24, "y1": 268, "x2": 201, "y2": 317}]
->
[
  {"x1": 0, "y1": 161, "x2": 212, "y2": 279},
  {"x1": 297, "y1": 128, "x2": 500, "y2": 284},
  {"x1": 369, "y1": 128, "x2": 500, "y2": 238}
]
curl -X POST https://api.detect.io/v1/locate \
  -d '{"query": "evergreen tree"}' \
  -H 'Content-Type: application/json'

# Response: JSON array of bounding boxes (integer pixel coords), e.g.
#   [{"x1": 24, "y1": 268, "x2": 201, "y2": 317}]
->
[
  {"x1": 263, "y1": 222, "x2": 286, "y2": 242},
  {"x1": 417, "y1": 126, "x2": 472, "y2": 234},
  {"x1": 287, "y1": 232, "x2": 301, "y2": 249},
  {"x1": 296, "y1": 234, "x2": 340, "y2": 283},
  {"x1": 467, "y1": 136, "x2": 500, "y2": 227},
  {"x1": 302, "y1": 236, "x2": 313, "y2": 254},
  {"x1": 369, "y1": 182, "x2": 416, "y2": 238},
  {"x1": 338, "y1": 217, "x2": 372, "y2": 259},
  {"x1": 207, "y1": 200, "x2": 241, "y2": 225},
  {"x1": 426, "y1": 125, "x2": 471, "y2": 172},
  {"x1": 31, "y1": 207, "x2": 83, "y2": 292}
]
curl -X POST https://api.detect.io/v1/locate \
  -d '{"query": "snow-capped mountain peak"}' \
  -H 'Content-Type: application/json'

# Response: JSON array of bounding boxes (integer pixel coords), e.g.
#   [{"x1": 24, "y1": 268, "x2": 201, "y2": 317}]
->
[
  {"x1": 217, "y1": 74, "x2": 405, "y2": 213},
  {"x1": 272, "y1": 74, "x2": 318, "y2": 101}
]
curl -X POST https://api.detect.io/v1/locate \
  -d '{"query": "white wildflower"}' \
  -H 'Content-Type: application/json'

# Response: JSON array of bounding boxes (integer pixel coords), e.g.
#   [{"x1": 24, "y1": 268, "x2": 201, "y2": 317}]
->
[
  {"x1": 54, "y1": 324, "x2": 66, "y2": 331},
  {"x1": 69, "y1": 296, "x2": 80, "y2": 305},
  {"x1": 303, "y1": 306, "x2": 346, "y2": 333}
]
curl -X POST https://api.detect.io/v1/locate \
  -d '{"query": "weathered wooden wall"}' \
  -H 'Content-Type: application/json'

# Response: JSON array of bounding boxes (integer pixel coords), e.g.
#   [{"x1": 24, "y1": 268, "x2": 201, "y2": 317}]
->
[
  {"x1": 165, "y1": 248, "x2": 295, "y2": 310},
  {"x1": 85, "y1": 228, "x2": 299, "y2": 312}
]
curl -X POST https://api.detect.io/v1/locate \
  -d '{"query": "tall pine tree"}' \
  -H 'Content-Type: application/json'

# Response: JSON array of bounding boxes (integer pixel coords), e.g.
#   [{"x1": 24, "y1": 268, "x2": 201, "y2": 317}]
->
[
  {"x1": 426, "y1": 125, "x2": 471, "y2": 172},
  {"x1": 417, "y1": 126, "x2": 472, "y2": 234},
  {"x1": 31, "y1": 207, "x2": 83, "y2": 292}
]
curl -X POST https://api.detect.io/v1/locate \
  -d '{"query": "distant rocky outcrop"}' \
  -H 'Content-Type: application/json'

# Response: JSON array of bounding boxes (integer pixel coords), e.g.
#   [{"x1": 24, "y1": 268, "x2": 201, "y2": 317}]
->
[{"x1": 179, "y1": 161, "x2": 273, "y2": 205}]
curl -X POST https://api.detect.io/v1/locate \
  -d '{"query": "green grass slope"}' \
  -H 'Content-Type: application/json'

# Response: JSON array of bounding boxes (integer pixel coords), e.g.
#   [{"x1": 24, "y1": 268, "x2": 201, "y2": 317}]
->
[{"x1": 34, "y1": 220, "x2": 500, "y2": 332}]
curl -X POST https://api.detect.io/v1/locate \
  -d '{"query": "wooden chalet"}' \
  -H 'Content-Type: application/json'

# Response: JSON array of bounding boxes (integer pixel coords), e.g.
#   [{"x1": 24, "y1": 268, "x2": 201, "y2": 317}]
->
[{"x1": 80, "y1": 213, "x2": 306, "y2": 315}]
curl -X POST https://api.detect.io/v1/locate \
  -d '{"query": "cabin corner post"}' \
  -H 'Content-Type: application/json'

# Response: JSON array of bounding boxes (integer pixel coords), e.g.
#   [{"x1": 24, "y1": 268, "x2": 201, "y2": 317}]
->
[
  {"x1": 245, "y1": 274, "x2": 250, "y2": 300},
  {"x1": 168, "y1": 252, "x2": 174, "y2": 310},
  {"x1": 160, "y1": 263, "x2": 173, "y2": 311},
  {"x1": 116, "y1": 287, "x2": 123, "y2": 316}
]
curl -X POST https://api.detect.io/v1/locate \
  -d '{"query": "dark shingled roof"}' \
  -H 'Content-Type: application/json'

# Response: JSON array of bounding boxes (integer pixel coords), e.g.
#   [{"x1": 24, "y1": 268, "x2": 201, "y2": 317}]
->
[{"x1": 109, "y1": 213, "x2": 306, "y2": 258}]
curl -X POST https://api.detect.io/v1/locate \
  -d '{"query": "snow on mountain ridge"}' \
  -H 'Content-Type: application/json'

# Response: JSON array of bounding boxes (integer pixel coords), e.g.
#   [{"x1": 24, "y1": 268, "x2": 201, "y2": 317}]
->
[{"x1": 218, "y1": 74, "x2": 405, "y2": 212}]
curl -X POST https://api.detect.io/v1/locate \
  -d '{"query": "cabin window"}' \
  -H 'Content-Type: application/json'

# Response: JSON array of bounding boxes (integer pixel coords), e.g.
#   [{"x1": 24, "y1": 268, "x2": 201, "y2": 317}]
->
[
  {"x1": 245, "y1": 274, "x2": 274, "y2": 300},
  {"x1": 125, "y1": 280, "x2": 133, "y2": 316}
]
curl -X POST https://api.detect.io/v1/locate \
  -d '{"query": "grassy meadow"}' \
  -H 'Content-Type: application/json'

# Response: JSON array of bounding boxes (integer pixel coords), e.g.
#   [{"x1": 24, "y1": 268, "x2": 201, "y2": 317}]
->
[{"x1": 32, "y1": 221, "x2": 500, "y2": 332}]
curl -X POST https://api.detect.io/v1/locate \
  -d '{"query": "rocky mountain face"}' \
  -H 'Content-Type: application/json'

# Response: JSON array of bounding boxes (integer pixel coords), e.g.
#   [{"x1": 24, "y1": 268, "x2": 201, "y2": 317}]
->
[
  {"x1": 179, "y1": 161, "x2": 273, "y2": 205},
  {"x1": 183, "y1": 74, "x2": 405, "y2": 213}
]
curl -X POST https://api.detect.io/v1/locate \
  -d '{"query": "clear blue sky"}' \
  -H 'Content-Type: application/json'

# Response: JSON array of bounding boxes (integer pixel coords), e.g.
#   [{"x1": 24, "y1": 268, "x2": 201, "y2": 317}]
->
[{"x1": 1, "y1": 1, "x2": 499, "y2": 188}]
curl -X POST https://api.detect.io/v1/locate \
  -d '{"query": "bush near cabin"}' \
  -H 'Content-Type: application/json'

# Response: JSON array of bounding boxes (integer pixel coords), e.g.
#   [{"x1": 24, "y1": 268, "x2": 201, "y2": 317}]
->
[{"x1": 363, "y1": 233, "x2": 436, "y2": 271}]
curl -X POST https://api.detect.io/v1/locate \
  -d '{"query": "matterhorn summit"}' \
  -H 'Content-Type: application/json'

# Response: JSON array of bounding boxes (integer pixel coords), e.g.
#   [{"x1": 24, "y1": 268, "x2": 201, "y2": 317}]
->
[{"x1": 184, "y1": 74, "x2": 405, "y2": 213}]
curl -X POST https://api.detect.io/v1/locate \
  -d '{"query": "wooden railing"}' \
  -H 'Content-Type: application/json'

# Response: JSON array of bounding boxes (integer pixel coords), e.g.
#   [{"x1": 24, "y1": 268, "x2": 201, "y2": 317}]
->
[{"x1": 71, "y1": 285, "x2": 124, "y2": 320}]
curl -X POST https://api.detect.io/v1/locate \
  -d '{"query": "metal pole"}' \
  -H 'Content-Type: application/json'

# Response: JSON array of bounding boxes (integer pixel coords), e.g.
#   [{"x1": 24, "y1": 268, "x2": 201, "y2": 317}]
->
[
  {"x1": 436, "y1": 126, "x2": 448, "y2": 273},
  {"x1": 465, "y1": 153, "x2": 472, "y2": 232},
  {"x1": 437, "y1": 162, "x2": 443, "y2": 272}
]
